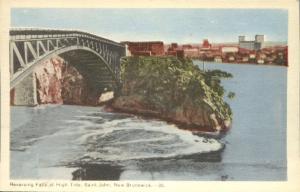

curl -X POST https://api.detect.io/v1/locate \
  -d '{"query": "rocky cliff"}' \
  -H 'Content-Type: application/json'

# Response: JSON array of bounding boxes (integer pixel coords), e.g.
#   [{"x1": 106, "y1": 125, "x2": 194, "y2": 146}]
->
[
  {"x1": 33, "y1": 56, "x2": 92, "y2": 105},
  {"x1": 34, "y1": 58, "x2": 64, "y2": 104},
  {"x1": 110, "y1": 56, "x2": 233, "y2": 133},
  {"x1": 11, "y1": 55, "x2": 115, "y2": 106}
]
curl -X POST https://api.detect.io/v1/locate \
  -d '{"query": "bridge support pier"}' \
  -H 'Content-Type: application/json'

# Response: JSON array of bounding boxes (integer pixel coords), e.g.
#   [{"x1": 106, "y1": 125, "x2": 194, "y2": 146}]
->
[{"x1": 11, "y1": 73, "x2": 38, "y2": 106}]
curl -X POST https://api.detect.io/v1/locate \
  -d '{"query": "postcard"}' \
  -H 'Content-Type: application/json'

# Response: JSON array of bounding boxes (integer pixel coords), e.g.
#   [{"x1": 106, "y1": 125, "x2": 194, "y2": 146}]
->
[{"x1": 0, "y1": 0, "x2": 299, "y2": 192}]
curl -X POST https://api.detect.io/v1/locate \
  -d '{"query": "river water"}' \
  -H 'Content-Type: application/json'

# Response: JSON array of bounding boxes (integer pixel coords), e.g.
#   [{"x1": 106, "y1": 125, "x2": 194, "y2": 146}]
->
[{"x1": 10, "y1": 62, "x2": 287, "y2": 181}]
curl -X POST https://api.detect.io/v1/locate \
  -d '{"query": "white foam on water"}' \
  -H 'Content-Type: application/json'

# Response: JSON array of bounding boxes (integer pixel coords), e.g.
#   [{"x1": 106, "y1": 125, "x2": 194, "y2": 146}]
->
[
  {"x1": 74, "y1": 115, "x2": 104, "y2": 119},
  {"x1": 70, "y1": 113, "x2": 223, "y2": 162},
  {"x1": 34, "y1": 104, "x2": 61, "y2": 110},
  {"x1": 11, "y1": 105, "x2": 223, "y2": 179}
]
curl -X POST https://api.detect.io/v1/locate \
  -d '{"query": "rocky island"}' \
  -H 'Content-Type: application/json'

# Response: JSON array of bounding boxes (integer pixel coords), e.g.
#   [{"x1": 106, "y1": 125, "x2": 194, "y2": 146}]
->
[{"x1": 109, "y1": 56, "x2": 233, "y2": 133}]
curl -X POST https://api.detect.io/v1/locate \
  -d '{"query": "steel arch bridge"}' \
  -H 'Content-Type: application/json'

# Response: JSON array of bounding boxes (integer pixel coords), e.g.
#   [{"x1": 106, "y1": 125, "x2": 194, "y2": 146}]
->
[{"x1": 9, "y1": 28, "x2": 126, "y2": 91}]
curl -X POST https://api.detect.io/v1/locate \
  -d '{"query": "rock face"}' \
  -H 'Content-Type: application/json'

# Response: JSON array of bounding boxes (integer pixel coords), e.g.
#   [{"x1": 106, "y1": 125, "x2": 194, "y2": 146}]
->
[
  {"x1": 111, "y1": 95, "x2": 226, "y2": 132},
  {"x1": 33, "y1": 56, "x2": 95, "y2": 105},
  {"x1": 110, "y1": 56, "x2": 233, "y2": 133},
  {"x1": 34, "y1": 58, "x2": 64, "y2": 104},
  {"x1": 60, "y1": 62, "x2": 88, "y2": 105},
  {"x1": 11, "y1": 55, "x2": 115, "y2": 106}
]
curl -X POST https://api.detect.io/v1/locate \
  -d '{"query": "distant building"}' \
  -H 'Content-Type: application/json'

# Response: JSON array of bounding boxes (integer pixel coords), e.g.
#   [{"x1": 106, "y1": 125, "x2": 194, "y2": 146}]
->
[
  {"x1": 182, "y1": 44, "x2": 193, "y2": 49},
  {"x1": 201, "y1": 39, "x2": 211, "y2": 50},
  {"x1": 249, "y1": 52, "x2": 256, "y2": 59},
  {"x1": 238, "y1": 47, "x2": 251, "y2": 54},
  {"x1": 221, "y1": 46, "x2": 239, "y2": 53},
  {"x1": 242, "y1": 56, "x2": 249, "y2": 62},
  {"x1": 239, "y1": 36, "x2": 246, "y2": 42},
  {"x1": 183, "y1": 48, "x2": 199, "y2": 58},
  {"x1": 228, "y1": 55, "x2": 235, "y2": 62},
  {"x1": 166, "y1": 50, "x2": 184, "y2": 58},
  {"x1": 257, "y1": 59, "x2": 264, "y2": 64},
  {"x1": 170, "y1": 43, "x2": 178, "y2": 49},
  {"x1": 166, "y1": 43, "x2": 184, "y2": 58},
  {"x1": 214, "y1": 56, "x2": 222, "y2": 63},
  {"x1": 255, "y1": 35, "x2": 264, "y2": 43},
  {"x1": 239, "y1": 41, "x2": 261, "y2": 51},
  {"x1": 238, "y1": 35, "x2": 265, "y2": 51},
  {"x1": 124, "y1": 44, "x2": 131, "y2": 56},
  {"x1": 176, "y1": 50, "x2": 184, "y2": 58},
  {"x1": 122, "y1": 41, "x2": 165, "y2": 56}
]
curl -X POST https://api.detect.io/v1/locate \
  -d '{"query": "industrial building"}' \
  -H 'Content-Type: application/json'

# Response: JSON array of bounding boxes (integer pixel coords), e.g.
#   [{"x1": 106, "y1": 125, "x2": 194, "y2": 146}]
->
[
  {"x1": 238, "y1": 35, "x2": 264, "y2": 51},
  {"x1": 122, "y1": 41, "x2": 165, "y2": 56}
]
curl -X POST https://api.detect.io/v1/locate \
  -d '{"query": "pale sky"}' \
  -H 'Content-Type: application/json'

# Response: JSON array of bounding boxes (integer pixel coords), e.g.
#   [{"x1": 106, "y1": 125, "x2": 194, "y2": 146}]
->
[{"x1": 11, "y1": 9, "x2": 288, "y2": 44}]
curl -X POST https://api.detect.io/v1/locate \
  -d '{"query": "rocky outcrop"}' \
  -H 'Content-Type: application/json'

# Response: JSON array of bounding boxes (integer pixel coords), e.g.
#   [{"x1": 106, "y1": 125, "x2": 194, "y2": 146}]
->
[
  {"x1": 61, "y1": 62, "x2": 88, "y2": 105},
  {"x1": 33, "y1": 56, "x2": 95, "y2": 105},
  {"x1": 109, "y1": 56, "x2": 233, "y2": 133},
  {"x1": 34, "y1": 58, "x2": 64, "y2": 104},
  {"x1": 111, "y1": 95, "x2": 228, "y2": 132}
]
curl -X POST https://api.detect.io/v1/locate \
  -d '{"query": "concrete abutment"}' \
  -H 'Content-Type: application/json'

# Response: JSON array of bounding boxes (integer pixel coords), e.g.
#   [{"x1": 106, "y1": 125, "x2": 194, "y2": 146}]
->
[{"x1": 11, "y1": 73, "x2": 38, "y2": 106}]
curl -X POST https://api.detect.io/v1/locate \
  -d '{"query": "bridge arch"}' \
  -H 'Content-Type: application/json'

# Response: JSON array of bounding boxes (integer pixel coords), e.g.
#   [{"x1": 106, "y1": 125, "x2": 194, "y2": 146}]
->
[
  {"x1": 11, "y1": 45, "x2": 118, "y2": 90},
  {"x1": 9, "y1": 28, "x2": 126, "y2": 106}
]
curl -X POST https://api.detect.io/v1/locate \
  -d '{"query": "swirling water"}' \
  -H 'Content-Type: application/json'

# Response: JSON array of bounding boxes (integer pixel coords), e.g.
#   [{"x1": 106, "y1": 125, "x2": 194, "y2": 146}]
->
[{"x1": 10, "y1": 62, "x2": 287, "y2": 180}]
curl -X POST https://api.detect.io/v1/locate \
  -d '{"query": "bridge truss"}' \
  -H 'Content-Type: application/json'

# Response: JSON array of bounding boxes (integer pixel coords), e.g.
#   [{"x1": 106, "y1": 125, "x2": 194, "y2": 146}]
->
[{"x1": 10, "y1": 28, "x2": 126, "y2": 89}]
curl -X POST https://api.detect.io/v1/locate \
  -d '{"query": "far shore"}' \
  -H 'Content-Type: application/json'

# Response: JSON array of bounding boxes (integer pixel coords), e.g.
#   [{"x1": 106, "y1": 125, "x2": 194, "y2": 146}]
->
[{"x1": 193, "y1": 59, "x2": 288, "y2": 67}]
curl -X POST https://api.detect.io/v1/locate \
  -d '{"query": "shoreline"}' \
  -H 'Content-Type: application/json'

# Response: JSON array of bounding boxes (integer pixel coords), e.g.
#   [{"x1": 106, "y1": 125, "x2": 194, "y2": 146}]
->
[
  {"x1": 11, "y1": 94, "x2": 231, "y2": 138},
  {"x1": 11, "y1": 95, "x2": 230, "y2": 137},
  {"x1": 194, "y1": 59, "x2": 288, "y2": 67},
  {"x1": 104, "y1": 100, "x2": 229, "y2": 137}
]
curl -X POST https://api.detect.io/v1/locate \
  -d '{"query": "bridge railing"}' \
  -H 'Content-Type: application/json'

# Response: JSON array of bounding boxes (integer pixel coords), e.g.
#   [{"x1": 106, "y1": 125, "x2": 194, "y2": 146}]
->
[{"x1": 10, "y1": 28, "x2": 124, "y2": 47}]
